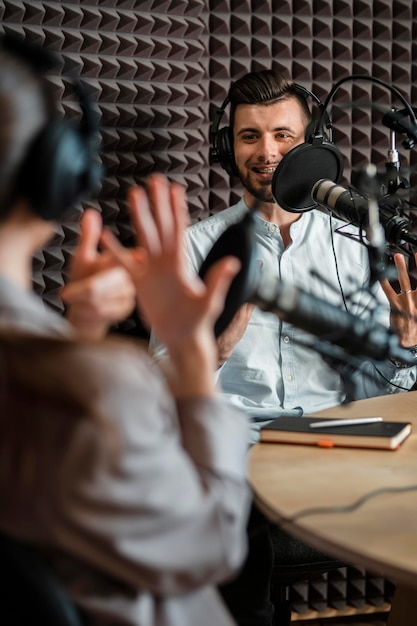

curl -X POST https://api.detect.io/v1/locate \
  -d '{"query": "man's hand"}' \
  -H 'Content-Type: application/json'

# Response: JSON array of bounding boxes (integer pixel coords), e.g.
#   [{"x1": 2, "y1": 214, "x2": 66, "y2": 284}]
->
[
  {"x1": 216, "y1": 303, "x2": 255, "y2": 368},
  {"x1": 61, "y1": 209, "x2": 136, "y2": 339},
  {"x1": 380, "y1": 252, "x2": 417, "y2": 347}
]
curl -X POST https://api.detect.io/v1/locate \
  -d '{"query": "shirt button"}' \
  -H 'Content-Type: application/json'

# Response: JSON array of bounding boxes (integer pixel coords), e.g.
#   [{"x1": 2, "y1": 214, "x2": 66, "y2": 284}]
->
[
  {"x1": 283, "y1": 336, "x2": 290, "y2": 343},
  {"x1": 268, "y1": 224, "x2": 276, "y2": 232},
  {"x1": 285, "y1": 374, "x2": 293, "y2": 381}
]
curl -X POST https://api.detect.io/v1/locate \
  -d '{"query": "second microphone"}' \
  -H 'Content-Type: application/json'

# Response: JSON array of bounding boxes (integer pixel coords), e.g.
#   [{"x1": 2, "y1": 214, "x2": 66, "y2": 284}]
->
[{"x1": 311, "y1": 178, "x2": 417, "y2": 248}]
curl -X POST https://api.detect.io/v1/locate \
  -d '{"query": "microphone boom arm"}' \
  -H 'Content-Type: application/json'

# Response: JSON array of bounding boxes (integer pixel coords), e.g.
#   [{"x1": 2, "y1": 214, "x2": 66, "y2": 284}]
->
[{"x1": 251, "y1": 274, "x2": 414, "y2": 365}]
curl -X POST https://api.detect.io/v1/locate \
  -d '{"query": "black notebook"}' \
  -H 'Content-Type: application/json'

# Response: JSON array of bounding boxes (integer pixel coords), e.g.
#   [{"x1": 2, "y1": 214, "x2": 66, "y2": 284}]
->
[{"x1": 260, "y1": 416, "x2": 412, "y2": 450}]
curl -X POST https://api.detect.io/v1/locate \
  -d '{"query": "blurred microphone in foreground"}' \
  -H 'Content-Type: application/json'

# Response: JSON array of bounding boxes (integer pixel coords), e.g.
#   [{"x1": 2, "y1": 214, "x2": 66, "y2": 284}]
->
[{"x1": 199, "y1": 210, "x2": 414, "y2": 365}]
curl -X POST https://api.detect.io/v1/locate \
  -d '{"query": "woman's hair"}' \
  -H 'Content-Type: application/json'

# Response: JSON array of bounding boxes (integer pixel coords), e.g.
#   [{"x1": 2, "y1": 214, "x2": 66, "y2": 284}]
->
[
  {"x1": 228, "y1": 69, "x2": 311, "y2": 132},
  {"x1": 0, "y1": 40, "x2": 53, "y2": 218}
]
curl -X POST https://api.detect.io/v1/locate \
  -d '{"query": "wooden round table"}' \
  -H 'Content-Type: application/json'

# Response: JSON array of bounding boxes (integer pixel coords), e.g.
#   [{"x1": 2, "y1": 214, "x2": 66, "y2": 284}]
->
[{"x1": 249, "y1": 391, "x2": 417, "y2": 589}]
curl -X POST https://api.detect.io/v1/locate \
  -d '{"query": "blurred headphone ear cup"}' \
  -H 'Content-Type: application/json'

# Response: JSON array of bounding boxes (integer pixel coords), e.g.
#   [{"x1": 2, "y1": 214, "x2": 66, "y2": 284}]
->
[
  {"x1": 216, "y1": 126, "x2": 239, "y2": 177},
  {"x1": 19, "y1": 119, "x2": 92, "y2": 220},
  {"x1": 0, "y1": 33, "x2": 103, "y2": 220}
]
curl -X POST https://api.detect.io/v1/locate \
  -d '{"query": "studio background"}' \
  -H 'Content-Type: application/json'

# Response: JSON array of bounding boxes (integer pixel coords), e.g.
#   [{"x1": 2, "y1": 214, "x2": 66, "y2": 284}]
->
[{"x1": 0, "y1": 0, "x2": 416, "y2": 323}]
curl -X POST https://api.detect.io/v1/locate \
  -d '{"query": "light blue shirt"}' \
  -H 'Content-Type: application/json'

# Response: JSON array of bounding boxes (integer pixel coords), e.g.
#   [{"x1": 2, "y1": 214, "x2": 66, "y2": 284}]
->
[{"x1": 152, "y1": 199, "x2": 416, "y2": 443}]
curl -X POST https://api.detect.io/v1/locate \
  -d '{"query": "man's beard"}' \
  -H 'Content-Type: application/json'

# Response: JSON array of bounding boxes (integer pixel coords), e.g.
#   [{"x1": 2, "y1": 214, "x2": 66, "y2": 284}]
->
[{"x1": 238, "y1": 168, "x2": 275, "y2": 204}]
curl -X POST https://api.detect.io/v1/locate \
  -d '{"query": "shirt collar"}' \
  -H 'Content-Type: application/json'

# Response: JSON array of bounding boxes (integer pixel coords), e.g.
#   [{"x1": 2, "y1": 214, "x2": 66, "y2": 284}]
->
[{"x1": 242, "y1": 199, "x2": 313, "y2": 240}]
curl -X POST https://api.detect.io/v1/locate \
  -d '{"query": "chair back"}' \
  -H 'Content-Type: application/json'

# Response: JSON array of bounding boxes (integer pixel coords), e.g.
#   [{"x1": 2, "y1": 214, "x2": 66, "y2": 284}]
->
[{"x1": 0, "y1": 532, "x2": 83, "y2": 626}]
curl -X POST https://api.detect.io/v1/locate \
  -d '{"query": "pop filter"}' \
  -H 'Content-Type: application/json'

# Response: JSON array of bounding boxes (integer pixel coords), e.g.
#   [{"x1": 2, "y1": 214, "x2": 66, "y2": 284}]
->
[
  {"x1": 198, "y1": 211, "x2": 260, "y2": 337},
  {"x1": 272, "y1": 138, "x2": 344, "y2": 213}
]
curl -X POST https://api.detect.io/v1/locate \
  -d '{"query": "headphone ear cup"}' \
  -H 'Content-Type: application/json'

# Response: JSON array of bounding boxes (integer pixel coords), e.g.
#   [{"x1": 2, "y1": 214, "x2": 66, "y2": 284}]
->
[
  {"x1": 305, "y1": 117, "x2": 331, "y2": 144},
  {"x1": 216, "y1": 126, "x2": 238, "y2": 177},
  {"x1": 305, "y1": 119, "x2": 317, "y2": 143},
  {"x1": 19, "y1": 119, "x2": 95, "y2": 220}
]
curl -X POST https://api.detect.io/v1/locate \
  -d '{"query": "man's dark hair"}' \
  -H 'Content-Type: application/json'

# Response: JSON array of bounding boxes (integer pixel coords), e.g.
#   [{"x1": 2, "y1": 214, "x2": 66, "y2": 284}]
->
[{"x1": 228, "y1": 69, "x2": 311, "y2": 132}]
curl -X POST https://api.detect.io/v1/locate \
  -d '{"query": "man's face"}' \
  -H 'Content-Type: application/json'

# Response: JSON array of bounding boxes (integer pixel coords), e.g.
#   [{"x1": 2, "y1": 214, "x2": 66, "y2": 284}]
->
[{"x1": 233, "y1": 98, "x2": 308, "y2": 205}]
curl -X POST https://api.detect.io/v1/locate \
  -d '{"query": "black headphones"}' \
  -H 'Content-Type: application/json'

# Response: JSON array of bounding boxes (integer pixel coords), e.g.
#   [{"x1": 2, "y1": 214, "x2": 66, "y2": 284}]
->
[
  {"x1": 0, "y1": 33, "x2": 103, "y2": 221},
  {"x1": 210, "y1": 83, "x2": 333, "y2": 178}
]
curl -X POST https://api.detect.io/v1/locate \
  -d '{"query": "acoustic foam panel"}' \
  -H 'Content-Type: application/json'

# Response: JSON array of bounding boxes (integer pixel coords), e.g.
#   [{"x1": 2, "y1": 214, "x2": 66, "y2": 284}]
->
[{"x1": 1, "y1": 0, "x2": 417, "y2": 324}]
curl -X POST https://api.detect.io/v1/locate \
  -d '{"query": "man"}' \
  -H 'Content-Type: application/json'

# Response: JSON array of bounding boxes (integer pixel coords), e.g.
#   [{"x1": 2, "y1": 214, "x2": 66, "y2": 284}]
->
[
  {"x1": 176, "y1": 69, "x2": 417, "y2": 445},
  {"x1": 151, "y1": 69, "x2": 417, "y2": 626},
  {"x1": 0, "y1": 35, "x2": 251, "y2": 626}
]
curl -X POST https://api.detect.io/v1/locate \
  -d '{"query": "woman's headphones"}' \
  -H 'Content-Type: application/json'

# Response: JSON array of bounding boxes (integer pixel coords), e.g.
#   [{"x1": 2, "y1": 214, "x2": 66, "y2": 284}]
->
[
  {"x1": 210, "y1": 83, "x2": 334, "y2": 178},
  {"x1": 0, "y1": 33, "x2": 103, "y2": 220}
]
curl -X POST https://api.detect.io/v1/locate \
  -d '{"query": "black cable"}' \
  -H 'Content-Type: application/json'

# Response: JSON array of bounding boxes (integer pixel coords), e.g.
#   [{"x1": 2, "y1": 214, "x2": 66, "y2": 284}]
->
[
  {"x1": 315, "y1": 75, "x2": 417, "y2": 139},
  {"x1": 373, "y1": 364, "x2": 413, "y2": 392},
  {"x1": 329, "y1": 214, "x2": 349, "y2": 312},
  {"x1": 281, "y1": 484, "x2": 417, "y2": 525}
]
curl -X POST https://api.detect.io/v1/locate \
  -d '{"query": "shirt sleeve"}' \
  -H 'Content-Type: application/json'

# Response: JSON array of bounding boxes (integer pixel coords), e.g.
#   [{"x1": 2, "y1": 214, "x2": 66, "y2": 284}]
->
[{"x1": 347, "y1": 357, "x2": 417, "y2": 402}]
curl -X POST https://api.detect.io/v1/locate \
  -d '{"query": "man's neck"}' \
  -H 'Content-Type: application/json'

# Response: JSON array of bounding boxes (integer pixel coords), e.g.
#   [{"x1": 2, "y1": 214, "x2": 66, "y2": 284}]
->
[{"x1": 245, "y1": 193, "x2": 302, "y2": 248}]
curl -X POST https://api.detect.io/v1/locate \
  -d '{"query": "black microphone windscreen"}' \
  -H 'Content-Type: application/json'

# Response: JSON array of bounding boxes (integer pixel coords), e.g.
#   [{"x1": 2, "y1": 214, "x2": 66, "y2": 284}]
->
[
  {"x1": 272, "y1": 140, "x2": 344, "y2": 213},
  {"x1": 198, "y1": 211, "x2": 260, "y2": 337}
]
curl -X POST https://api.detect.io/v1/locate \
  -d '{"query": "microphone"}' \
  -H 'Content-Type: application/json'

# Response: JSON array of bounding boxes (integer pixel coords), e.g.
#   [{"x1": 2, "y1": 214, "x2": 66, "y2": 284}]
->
[
  {"x1": 251, "y1": 274, "x2": 414, "y2": 365},
  {"x1": 311, "y1": 179, "x2": 417, "y2": 248},
  {"x1": 198, "y1": 212, "x2": 414, "y2": 365},
  {"x1": 198, "y1": 211, "x2": 260, "y2": 337}
]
